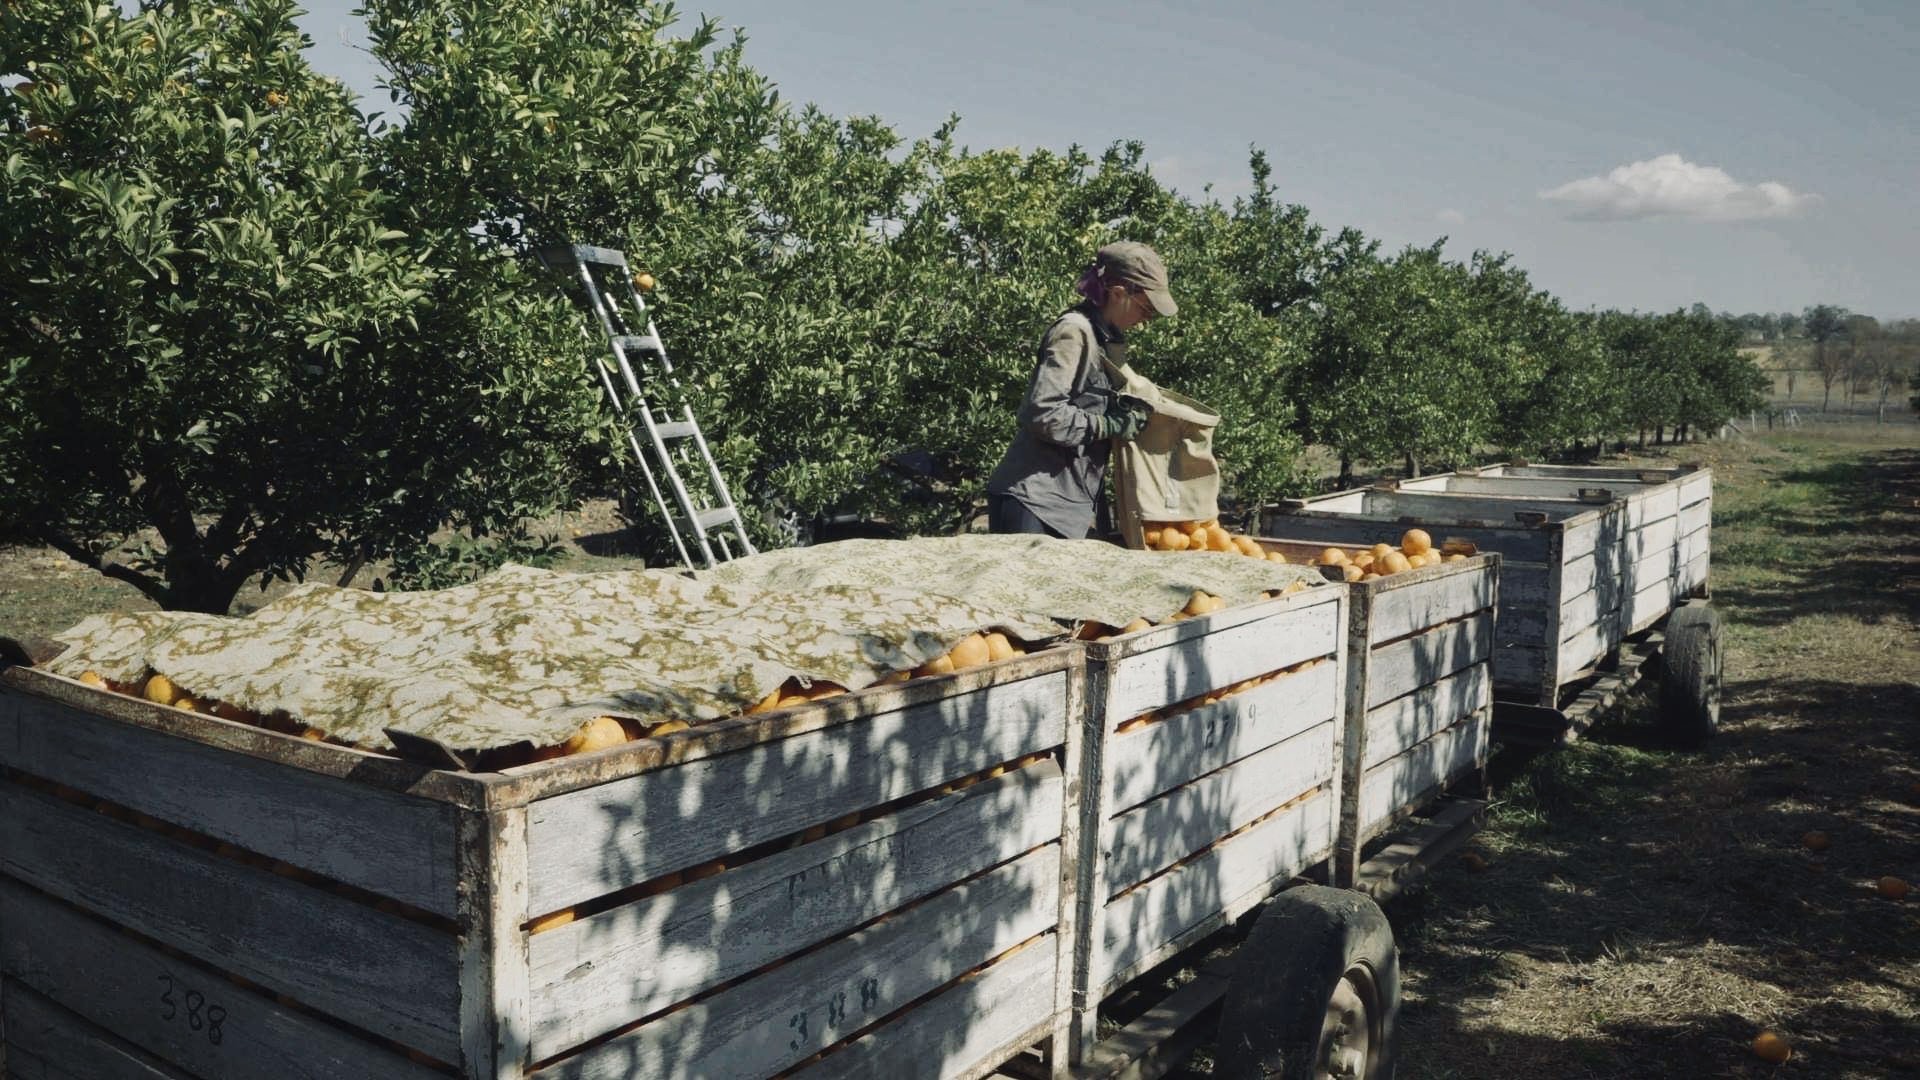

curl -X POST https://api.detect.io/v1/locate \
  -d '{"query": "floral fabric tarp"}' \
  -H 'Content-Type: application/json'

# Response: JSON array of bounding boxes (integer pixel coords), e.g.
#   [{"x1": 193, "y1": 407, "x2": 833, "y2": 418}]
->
[{"x1": 46, "y1": 536, "x2": 1324, "y2": 753}]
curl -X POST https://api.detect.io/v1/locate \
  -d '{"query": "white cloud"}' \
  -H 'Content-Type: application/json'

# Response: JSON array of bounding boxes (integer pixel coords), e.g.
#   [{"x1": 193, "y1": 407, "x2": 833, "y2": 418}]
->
[
  {"x1": 1436, "y1": 208, "x2": 1467, "y2": 226},
  {"x1": 1540, "y1": 154, "x2": 1819, "y2": 222}
]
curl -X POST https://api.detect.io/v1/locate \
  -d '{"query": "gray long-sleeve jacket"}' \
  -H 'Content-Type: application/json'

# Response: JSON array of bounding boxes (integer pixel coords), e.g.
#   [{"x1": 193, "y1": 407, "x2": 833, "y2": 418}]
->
[{"x1": 985, "y1": 304, "x2": 1125, "y2": 539}]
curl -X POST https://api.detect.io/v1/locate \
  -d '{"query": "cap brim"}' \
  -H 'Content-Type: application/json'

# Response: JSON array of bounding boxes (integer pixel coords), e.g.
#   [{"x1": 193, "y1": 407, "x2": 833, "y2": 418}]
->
[{"x1": 1146, "y1": 288, "x2": 1178, "y2": 318}]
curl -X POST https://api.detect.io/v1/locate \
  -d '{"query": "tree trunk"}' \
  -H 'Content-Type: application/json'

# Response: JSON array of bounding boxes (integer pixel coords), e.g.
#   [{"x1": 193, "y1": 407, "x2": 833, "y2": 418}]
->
[
  {"x1": 1638, "y1": 429, "x2": 1647, "y2": 449},
  {"x1": 1403, "y1": 452, "x2": 1420, "y2": 479},
  {"x1": 1656, "y1": 424, "x2": 1666, "y2": 445},
  {"x1": 1822, "y1": 382, "x2": 1833, "y2": 411},
  {"x1": 1338, "y1": 452, "x2": 1353, "y2": 487}
]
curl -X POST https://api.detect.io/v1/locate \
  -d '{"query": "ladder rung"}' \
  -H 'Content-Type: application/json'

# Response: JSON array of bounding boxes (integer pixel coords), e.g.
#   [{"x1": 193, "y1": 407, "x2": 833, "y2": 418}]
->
[
  {"x1": 613, "y1": 334, "x2": 663, "y2": 355},
  {"x1": 693, "y1": 507, "x2": 738, "y2": 532},
  {"x1": 653, "y1": 420, "x2": 697, "y2": 439}
]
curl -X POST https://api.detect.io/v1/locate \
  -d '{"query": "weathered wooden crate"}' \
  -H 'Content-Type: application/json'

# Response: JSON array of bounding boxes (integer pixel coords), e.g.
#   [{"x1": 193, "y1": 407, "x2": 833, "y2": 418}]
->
[
  {"x1": 1252, "y1": 543, "x2": 1497, "y2": 886},
  {"x1": 1396, "y1": 463, "x2": 1713, "y2": 634},
  {"x1": 1066, "y1": 585, "x2": 1348, "y2": 1061},
  {"x1": 1262, "y1": 490, "x2": 1627, "y2": 707},
  {"x1": 0, "y1": 647, "x2": 1085, "y2": 1080}
]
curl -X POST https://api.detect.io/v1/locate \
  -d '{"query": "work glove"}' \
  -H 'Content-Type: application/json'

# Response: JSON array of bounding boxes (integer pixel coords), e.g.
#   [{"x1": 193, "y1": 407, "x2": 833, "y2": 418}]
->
[{"x1": 1097, "y1": 394, "x2": 1153, "y2": 443}]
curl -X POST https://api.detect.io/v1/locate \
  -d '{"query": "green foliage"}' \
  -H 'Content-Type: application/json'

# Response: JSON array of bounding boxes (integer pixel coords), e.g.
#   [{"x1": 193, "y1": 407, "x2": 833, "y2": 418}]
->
[{"x1": 2, "y1": 0, "x2": 1786, "y2": 613}]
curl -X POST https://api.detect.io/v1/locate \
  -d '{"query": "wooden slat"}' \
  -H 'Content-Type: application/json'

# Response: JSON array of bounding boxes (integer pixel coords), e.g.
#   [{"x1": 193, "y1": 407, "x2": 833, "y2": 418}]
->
[
  {"x1": 526, "y1": 762, "x2": 1064, "y2": 1058},
  {"x1": 1629, "y1": 515, "x2": 1679, "y2": 561},
  {"x1": 0, "y1": 877, "x2": 441, "y2": 1080},
  {"x1": 0, "y1": 781, "x2": 461, "y2": 1059},
  {"x1": 0, "y1": 689, "x2": 460, "y2": 917},
  {"x1": 1557, "y1": 612, "x2": 1621, "y2": 682},
  {"x1": 1362, "y1": 664, "x2": 1491, "y2": 770},
  {"x1": 1259, "y1": 509, "x2": 1556, "y2": 565},
  {"x1": 1676, "y1": 499, "x2": 1711, "y2": 537},
  {"x1": 1681, "y1": 553, "x2": 1710, "y2": 595},
  {"x1": 1358, "y1": 715, "x2": 1489, "y2": 835},
  {"x1": 1102, "y1": 721, "x2": 1334, "y2": 894},
  {"x1": 1365, "y1": 613, "x2": 1492, "y2": 704},
  {"x1": 525, "y1": 670, "x2": 1067, "y2": 912},
  {"x1": 1677, "y1": 471, "x2": 1713, "y2": 508},
  {"x1": 1396, "y1": 474, "x2": 1629, "y2": 500},
  {"x1": 1677, "y1": 528, "x2": 1710, "y2": 565},
  {"x1": 1623, "y1": 486, "x2": 1680, "y2": 528},
  {"x1": 1499, "y1": 562, "x2": 1553, "y2": 609},
  {"x1": 1098, "y1": 789, "x2": 1332, "y2": 990},
  {"x1": 1351, "y1": 797, "x2": 1486, "y2": 903},
  {"x1": 1490, "y1": 645, "x2": 1549, "y2": 702},
  {"x1": 791, "y1": 934, "x2": 1057, "y2": 1080},
  {"x1": 1360, "y1": 490, "x2": 1603, "y2": 526},
  {"x1": 1102, "y1": 661, "x2": 1337, "y2": 812},
  {"x1": 2, "y1": 978, "x2": 194, "y2": 1080},
  {"x1": 543, "y1": 847, "x2": 1059, "y2": 1079},
  {"x1": 1100, "y1": 600, "x2": 1339, "y2": 721},
  {"x1": 1625, "y1": 579, "x2": 1672, "y2": 635},
  {"x1": 1367, "y1": 565, "x2": 1496, "y2": 645}
]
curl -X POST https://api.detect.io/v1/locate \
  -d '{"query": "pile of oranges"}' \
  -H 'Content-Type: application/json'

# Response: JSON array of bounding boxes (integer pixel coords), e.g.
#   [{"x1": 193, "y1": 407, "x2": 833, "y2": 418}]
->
[
  {"x1": 1143, "y1": 519, "x2": 1289, "y2": 561},
  {"x1": 1311, "y1": 529, "x2": 1471, "y2": 583}
]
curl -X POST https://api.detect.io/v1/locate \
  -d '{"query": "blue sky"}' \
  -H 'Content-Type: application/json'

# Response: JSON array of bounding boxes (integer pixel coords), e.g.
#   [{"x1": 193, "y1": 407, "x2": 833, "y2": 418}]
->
[{"x1": 297, "y1": 0, "x2": 1917, "y2": 319}]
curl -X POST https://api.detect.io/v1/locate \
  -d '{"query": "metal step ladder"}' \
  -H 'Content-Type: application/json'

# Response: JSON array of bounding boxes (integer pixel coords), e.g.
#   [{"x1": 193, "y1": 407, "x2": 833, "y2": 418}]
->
[{"x1": 541, "y1": 244, "x2": 756, "y2": 569}]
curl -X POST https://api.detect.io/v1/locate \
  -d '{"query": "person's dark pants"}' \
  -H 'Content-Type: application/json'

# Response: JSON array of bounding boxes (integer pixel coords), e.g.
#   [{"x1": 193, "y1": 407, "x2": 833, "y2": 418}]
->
[{"x1": 987, "y1": 494, "x2": 1067, "y2": 538}]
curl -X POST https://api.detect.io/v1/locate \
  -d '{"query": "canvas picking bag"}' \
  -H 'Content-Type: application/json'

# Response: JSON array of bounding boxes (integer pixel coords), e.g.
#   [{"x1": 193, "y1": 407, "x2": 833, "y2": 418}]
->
[{"x1": 1104, "y1": 360, "x2": 1223, "y2": 549}]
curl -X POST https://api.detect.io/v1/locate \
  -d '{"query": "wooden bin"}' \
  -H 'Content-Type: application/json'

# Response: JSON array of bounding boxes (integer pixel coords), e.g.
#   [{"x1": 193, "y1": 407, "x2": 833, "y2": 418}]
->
[
  {"x1": 0, "y1": 647, "x2": 1085, "y2": 1080},
  {"x1": 1067, "y1": 585, "x2": 1348, "y2": 1060},
  {"x1": 1394, "y1": 463, "x2": 1713, "y2": 634},
  {"x1": 1263, "y1": 491, "x2": 1627, "y2": 708},
  {"x1": 1254, "y1": 542, "x2": 1497, "y2": 886}
]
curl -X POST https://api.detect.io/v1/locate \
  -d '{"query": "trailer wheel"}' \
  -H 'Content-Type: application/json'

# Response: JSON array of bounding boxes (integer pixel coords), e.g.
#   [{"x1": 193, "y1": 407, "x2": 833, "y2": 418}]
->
[
  {"x1": 1214, "y1": 885, "x2": 1398, "y2": 1080},
  {"x1": 1660, "y1": 602, "x2": 1723, "y2": 745}
]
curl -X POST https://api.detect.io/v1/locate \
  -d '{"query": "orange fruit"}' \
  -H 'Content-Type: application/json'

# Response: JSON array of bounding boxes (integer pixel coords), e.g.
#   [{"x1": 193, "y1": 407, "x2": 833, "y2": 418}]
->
[
  {"x1": 1751, "y1": 1032, "x2": 1791, "y2": 1063},
  {"x1": 633, "y1": 272, "x2": 656, "y2": 292},
  {"x1": 747, "y1": 686, "x2": 785, "y2": 714},
  {"x1": 649, "y1": 719, "x2": 691, "y2": 737},
  {"x1": 1206, "y1": 526, "x2": 1234, "y2": 552},
  {"x1": 1401, "y1": 528, "x2": 1433, "y2": 555},
  {"x1": 984, "y1": 632, "x2": 1018, "y2": 661},
  {"x1": 1075, "y1": 621, "x2": 1114, "y2": 641},
  {"x1": 948, "y1": 635, "x2": 991, "y2": 669},
  {"x1": 1370, "y1": 543, "x2": 1395, "y2": 561},
  {"x1": 174, "y1": 696, "x2": 200, "y2": 713},
  {"x1": 1380, "y1": 552, "x2": 1412, "y2": 575},
  {"x1": 1361, "y1": 572, "x2": 1381, "y2": 581},
  {"x1": 804, "y1": 681, "x2": 847, "y2": 701},
  {"x1": 562, "y1": 716, "x2": 629, "y2": 756},
  {"x1": 1342, "y1": 564, "x2": 1364, "y2": 582},
  {"x1": 143, "y1": 674, "x2": 180, "y2": 706},
  {"x1": 300, "y1": 726, "x2": 328, "y2": 742},
  {"x1": 1282, "y1": 580, "x2": 1309, "y2": 595},
  {"x1": 1142, "y1": 527, "x2": 1163, "y2": 548},
  {"x1": 1185, "y1": 520, "x2": 1210, "y2": 539},
  {"x1": 1318, "y1": 547, "x2": 1349, "y2": 566},
  {"x1": 264, "y1": 89, "x2": 287, "y2": 108},
  {"x1": 78, "y1": 670, "x2": 106, "y2": 689},
  {"x1": 1801, "y1": 830, "x2": 1830, "y2": 852},
  {"x1": 1352, "y1": 552, "x2": 1375, "y2": 569},
  {"x1": 1120, "y1": 617, "x2": 1152, "y2": 634},
  {"x1": 1163, "y1": 530, "x2": 1191, "y2": 552},
  {"x1": 1405, "y1": 553, "x2": 1428, "y2": 569},
  {"x1": 1878, "y1": 876, "x2": 1910, "y2": 900},
  {"x1": 914, "y1": 654, "x2": 957, "y2": 677},
  {"x1": 1444, "y1": 553, "x2": 1467, "y2": 562},
  {"x1": 1232, "y1": 536, "x2": 1262, "y2": 557},
  {"x1": 1266, "y1": 550, "x2": 1288, "y2": 564}
]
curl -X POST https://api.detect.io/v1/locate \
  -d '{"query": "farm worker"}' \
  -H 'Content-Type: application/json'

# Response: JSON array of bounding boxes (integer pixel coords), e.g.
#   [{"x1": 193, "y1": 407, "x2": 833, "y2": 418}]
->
[{"x1": 985, "y1": 241, "x2": 1177, "y2": 538}]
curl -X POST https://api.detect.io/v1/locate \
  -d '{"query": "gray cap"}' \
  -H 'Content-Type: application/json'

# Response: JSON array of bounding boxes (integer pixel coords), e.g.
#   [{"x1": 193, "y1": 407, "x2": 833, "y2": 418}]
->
[{"x1": 1097, "y1": 241, "x2": 1178, "y2": 318}]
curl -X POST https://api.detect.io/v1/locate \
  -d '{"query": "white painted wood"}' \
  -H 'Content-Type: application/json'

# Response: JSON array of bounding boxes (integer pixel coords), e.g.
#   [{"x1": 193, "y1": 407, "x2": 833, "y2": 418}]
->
[
  {"x1": 0, "y1": 692, "x2": 459, "y2": 917},
  {"x1": 2, "y1": 979, "x2": 193, "y2": 1080},
  {"x1": 1500, "y1": 562, "x2": 1553, "y2": 609},
  {"x1": 1557, "y1": 612, "x2": 1621, "y2": 682},
  {"x1": 791, "y1": 934, "x2": 1057, "y2": 1080},
  {"x1": 1367, "y1": 567, "x2": 1495, "y2": 645},
  {"x1": 1558, "y1": 553, "x2": 1596, "y2": 602},
  {"x1": 526, "y1": 763, "x2": 1063, "y2": 1058},
  {"x1": 1362, "y1": 490, "x2": 1601, "y2": 526},
  {"x1": 1491, "y1": 644, "x2": 1547, "y2": 697},
  {"x1": 1558, "y1": 516, "x2": 1603, "y2": 565},
  {"x1": 0, "y1": 782, "x2": 462, "y2": 1060},
  {"x1": 1102, "y1": 662, "x2": 1338, "y2": 812},
  {"x1": 1677, "y1": 500, "x2": 1711, "y2": 538},
  {"x1": 459, "y1": 808, "x2": 530, "y2": 1080},
  {"x1": 1102, "y1": 721, "x2": 1334, "y2": 894},
  {"x1": 1100, "y1": 601, "x2": 1339, "y2": 722},
  {"x1": 1677, "y1": 471, "x2": 1713, "y2": 508},
  {"x1": 1305, "y1": 490, "x2": 1371, "y2": 513},
  {"x1": 1629, "y1": 516, "x2": 1679, "y2": 561},
  {"x1": 1362, "y1": 664, "x2": 1491, "y2": 771},
  {"x1": 526, "y1": 671, "x2": 1067, "y2": 912},
  {"x1": 0, "y1": 878, "x2": 440, "y2": 1080},
  {"x1": 1366, "y1": 613, "x2": 1493, "y2": 704},
  {"x1": 1625, "y1": 580, "x2": 1672, "y2": 635},
  {"x1": 1358, "y1": 715, "x2": 1489, "y2": 835},
  {"x1": 1681, "y1": 553, "x2": 1710, "y2": 594},
  {"x1": 1397, "y1": 475, "x2": 1637, "y2": 501},
  {"x1": 1097, "y1": 788, "x2": 1333, "y2": 989},
  {"x1": 1677, "y1": 528, "x2": 1710, "y2": 566},
  {"x1": 542, "y1": 847, "x2": 1059, "y2": 1080},
  {"x1": 1623, "y1": 486, "x2": 1680, "y2": 528}
]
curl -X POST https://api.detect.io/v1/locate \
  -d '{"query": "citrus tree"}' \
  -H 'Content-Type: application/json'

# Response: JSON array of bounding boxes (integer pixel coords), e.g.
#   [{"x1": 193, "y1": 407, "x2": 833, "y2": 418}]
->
[{"x1": 0, "y1": 0, "x2": 611, "y2": 612}]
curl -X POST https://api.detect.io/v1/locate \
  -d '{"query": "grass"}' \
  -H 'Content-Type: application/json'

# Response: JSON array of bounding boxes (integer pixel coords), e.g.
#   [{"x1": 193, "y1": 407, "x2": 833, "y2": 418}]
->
[{"x1": 1389, "y1": 422, "x2": 1920, "y2": 1079}]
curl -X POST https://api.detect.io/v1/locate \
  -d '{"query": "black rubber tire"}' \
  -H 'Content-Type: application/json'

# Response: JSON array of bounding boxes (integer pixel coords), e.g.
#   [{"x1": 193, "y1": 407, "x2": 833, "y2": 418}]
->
[
  {"x1": 1215, "y1": 886, "x2": 1399, "y2": 1080},
  {"x1": 1659, "y1": 602, "x2": 1723, "y2": 746}
]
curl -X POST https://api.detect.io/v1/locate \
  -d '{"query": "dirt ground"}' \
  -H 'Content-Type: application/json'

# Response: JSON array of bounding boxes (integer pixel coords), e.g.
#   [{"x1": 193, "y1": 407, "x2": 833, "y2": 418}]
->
[
  {"x1": 1387, "y1": 421, "x2": 1920, "y2": 1079},
  {"x1": 2, "y1": 419, "x2": 1913, "y2": 1078}
]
